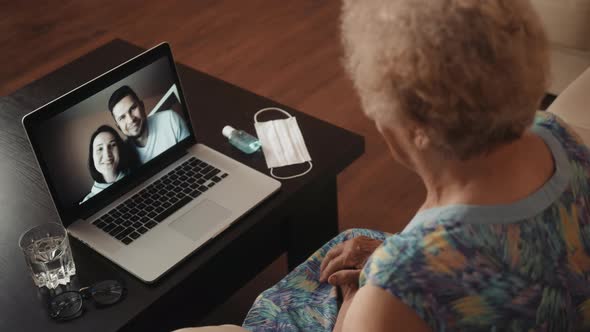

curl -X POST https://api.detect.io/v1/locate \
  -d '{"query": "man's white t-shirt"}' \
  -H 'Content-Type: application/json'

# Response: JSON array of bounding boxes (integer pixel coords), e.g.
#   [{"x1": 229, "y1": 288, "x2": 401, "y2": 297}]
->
[{"x1": 136, "y1": 110, "x2": 190, "y2": 164}]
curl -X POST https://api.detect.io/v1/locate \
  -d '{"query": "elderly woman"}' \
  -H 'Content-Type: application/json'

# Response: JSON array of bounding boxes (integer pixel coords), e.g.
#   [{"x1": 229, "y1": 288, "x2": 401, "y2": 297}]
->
[{"x1": 179, "y1": 0, "x2": 590, "y2": 331}]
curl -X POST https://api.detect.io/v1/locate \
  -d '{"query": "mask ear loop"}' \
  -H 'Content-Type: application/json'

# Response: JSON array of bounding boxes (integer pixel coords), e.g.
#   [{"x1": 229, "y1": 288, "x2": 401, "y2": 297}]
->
[
  {"x1": 270, "y1": 161, "x2": 313, "y2": 180},
  {"x1": 254, "y1": 107, "x2": 292, "y2": 123}
]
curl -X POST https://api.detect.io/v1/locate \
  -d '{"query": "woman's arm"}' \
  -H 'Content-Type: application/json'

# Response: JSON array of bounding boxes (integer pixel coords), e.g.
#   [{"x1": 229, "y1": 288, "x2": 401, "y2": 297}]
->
[
  {"x1": 333, "y1": 284, "x2": 358, "y2": 332},
  {"x1": 342, "y1": 284, "x2": 431, "y2": 332}
]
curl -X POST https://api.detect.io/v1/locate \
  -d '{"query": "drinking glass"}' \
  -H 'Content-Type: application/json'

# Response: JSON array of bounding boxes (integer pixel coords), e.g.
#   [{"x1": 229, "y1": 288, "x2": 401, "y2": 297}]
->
[{"x1": 19, "y1": 222, "x2": 76, "y2": 289}]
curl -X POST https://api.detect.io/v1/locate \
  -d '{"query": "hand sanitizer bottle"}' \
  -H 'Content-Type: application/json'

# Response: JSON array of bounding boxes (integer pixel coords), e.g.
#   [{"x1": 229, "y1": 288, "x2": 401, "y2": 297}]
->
[{"x1": 222, "y1": 126, "x2": 261, "y2": 154}]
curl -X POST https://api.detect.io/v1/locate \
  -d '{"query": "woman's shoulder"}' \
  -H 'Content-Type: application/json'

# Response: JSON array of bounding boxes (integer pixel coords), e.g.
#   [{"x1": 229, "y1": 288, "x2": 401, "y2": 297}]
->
[
  {"x1": 534, "y1": 111, "x2": 589, "y2": 156},
  {"x1": 534, "y1": 111, "x2": 590, "y2": 195}
]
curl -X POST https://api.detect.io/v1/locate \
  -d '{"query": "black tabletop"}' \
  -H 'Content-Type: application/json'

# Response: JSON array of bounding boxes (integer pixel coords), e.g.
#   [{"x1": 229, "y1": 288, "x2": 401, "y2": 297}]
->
[{"x1": 0, "y1": 39, "x2": 363, "y2": 331}]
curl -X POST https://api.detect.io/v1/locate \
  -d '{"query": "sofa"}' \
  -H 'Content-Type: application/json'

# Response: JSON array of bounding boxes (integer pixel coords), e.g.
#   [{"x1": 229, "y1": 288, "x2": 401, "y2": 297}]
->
[
  {"x1": 530, "y1": 0, "x2": 590, "y2": 94},
  {"x1": 548, "y1": 66, "x2": 590, "y2": 145}
]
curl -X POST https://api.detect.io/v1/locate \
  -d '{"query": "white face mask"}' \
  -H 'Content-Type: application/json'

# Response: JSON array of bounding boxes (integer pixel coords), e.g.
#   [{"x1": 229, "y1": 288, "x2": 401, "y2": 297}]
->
[{"x1": 254, "y1": 107, "x2": 313, "y2": 179}]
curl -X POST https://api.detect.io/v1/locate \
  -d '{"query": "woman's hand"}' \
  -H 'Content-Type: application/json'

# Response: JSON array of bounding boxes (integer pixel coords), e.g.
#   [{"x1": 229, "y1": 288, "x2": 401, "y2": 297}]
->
[{"x1": 320, "y1": 236, "x2": 382, "y2": 286}]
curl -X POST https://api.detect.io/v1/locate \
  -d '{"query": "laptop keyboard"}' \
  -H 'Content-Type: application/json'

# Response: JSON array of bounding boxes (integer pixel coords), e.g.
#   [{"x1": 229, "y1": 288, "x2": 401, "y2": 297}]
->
[{"x1": 92, "y1": 157, "x2": 228, "y2": 245}]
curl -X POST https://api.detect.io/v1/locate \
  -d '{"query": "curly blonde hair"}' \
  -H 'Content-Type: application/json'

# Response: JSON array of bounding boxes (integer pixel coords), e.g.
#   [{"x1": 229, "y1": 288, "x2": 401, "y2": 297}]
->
[{"x1": 341, "y1": 0, "x2": 550, "y2": 159}]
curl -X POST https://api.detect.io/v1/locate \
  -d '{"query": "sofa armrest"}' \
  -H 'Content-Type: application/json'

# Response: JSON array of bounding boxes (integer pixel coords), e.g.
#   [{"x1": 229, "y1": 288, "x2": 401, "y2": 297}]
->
[
  {"x1": 530, "y1": 0, "x2": 590, "y2": 94},
  {"x1": 547, "y1": 67, "x2": 590, "y2": 145}
]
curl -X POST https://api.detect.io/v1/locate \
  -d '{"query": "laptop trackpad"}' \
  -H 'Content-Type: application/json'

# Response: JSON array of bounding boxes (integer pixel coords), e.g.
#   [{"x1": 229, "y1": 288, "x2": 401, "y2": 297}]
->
[{"x1": 169, "y1": 199, "x2": 232, "y2": 241}]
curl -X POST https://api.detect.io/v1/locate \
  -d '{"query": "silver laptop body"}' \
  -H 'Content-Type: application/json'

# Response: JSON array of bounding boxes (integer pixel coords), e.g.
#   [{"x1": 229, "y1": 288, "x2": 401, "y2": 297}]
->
[{"x1": 22, "y1": 43, "x2": 281, "y2": 283}]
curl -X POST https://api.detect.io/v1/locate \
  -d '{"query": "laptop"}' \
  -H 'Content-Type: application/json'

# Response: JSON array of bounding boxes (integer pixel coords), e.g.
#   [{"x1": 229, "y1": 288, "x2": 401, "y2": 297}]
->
[{"x1": 22, "y1": 42, "x2": 281, "y2": 283}]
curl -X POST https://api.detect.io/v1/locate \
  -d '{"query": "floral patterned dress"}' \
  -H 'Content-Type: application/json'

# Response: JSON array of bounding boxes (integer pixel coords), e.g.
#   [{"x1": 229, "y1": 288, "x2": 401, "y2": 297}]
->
[{"x1": 243, "y1": 112, "x2": 590, "y2": 331}]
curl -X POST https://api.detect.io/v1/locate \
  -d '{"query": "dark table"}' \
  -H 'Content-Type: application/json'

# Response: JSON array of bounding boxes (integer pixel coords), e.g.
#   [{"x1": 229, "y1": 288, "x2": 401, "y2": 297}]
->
[{"x1": 0, "y1": 39, "x2": 364, "y2": 332}]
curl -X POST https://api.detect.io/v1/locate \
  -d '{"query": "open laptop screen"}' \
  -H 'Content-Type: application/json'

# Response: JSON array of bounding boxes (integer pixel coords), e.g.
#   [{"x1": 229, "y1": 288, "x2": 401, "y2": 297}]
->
[{"x1": 23, "y1": 43, "x2": 195, "y2": 225}]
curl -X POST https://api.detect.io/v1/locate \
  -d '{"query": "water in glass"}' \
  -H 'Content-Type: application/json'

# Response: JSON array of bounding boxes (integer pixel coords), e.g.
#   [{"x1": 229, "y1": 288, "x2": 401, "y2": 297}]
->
[{"x1": 19, "y1": 223, "x2": 76, "y2": 289}]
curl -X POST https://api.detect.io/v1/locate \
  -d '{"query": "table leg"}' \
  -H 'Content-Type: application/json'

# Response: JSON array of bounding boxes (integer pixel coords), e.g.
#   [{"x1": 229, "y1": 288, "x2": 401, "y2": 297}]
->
[{"x1": 284, "y1": 176, "x2": 339, "y2": 271}]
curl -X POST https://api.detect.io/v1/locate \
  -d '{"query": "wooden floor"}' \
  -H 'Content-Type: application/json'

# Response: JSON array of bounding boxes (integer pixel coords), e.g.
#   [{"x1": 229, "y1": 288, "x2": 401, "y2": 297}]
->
[{"x1": 1, "y1": 0, "x2": 425, "y2": 327}]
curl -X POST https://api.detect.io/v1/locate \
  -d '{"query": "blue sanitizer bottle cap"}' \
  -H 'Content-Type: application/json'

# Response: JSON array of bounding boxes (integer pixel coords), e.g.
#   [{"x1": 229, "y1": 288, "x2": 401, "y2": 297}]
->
[{"x1": 222, "y1": 125, "x2": 235, "y2": 139}]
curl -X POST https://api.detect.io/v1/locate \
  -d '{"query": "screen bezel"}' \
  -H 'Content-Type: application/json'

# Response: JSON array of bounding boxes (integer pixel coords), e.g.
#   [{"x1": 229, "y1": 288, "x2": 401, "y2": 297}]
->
[{"x1": 22, "y1": 42, "x2": 197, "y2": 226}]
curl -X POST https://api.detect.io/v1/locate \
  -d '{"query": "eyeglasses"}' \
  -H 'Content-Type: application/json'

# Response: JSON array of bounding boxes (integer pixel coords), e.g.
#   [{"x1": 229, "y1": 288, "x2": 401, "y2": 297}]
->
[{"x1": 48, "y1": 280, "x2": 126, "y2": 321}]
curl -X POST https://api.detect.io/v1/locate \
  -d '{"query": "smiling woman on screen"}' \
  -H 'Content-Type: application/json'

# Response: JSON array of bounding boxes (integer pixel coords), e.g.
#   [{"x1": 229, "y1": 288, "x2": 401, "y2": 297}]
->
[{"x1": 81, "y1": 125, "x2": 137, "y2": 203}]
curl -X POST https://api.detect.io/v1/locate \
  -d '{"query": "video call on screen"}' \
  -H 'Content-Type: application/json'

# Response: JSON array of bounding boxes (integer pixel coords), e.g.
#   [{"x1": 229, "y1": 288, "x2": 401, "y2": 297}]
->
[{"x1": 36, "y1": 58, "x2": 190, "y2": 208}]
